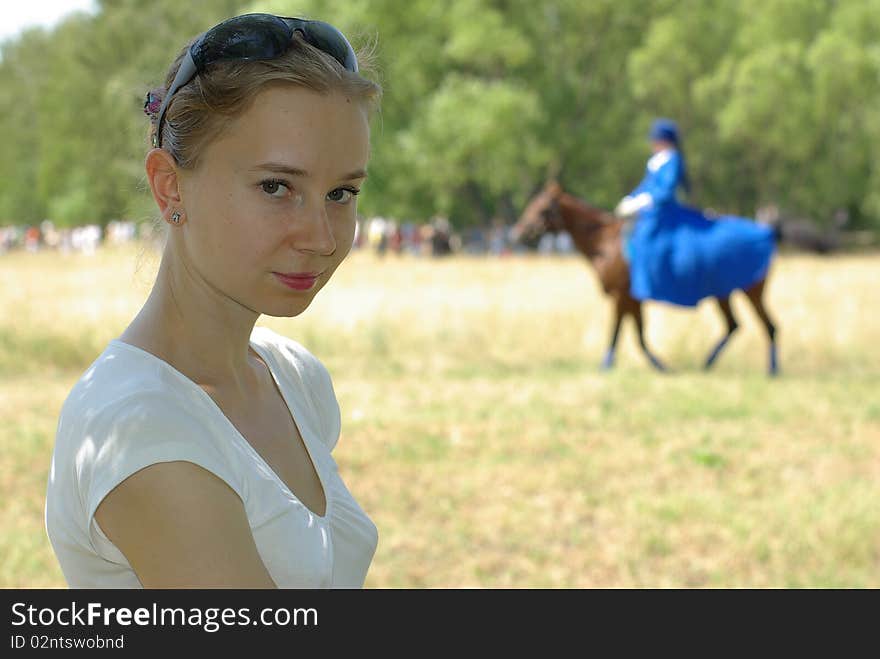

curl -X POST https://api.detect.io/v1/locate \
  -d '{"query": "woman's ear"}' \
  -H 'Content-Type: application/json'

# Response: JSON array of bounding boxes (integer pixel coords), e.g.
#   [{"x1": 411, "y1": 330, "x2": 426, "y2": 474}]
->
[{"x1": 145, "y1": 148, "x2": 184, "y2": 220}]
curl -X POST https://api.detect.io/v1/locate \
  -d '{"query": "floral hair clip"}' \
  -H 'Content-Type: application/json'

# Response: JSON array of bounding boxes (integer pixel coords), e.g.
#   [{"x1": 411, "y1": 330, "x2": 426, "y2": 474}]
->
[{"x1": 143, "y1": 91, "x2": 162, "y2": 117}]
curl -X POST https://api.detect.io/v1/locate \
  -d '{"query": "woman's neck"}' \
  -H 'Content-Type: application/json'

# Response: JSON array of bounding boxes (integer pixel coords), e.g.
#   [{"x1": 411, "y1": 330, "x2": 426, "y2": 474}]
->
[{"x1": 119, "y1": 247, "x2": 263, "y2": 395}]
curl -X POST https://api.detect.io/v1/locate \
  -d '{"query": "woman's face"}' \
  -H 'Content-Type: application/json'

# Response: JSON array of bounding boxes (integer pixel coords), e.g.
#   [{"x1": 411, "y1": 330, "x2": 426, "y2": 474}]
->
[{"x1": 175, "y1": 85, "x2": 370, "y2": 318}]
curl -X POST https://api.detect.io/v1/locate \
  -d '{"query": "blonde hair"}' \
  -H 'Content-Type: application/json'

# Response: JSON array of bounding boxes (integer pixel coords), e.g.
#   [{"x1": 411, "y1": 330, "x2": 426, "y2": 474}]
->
[{"x1": 145, "y1": 31, "x2": 381, "y2": 170}]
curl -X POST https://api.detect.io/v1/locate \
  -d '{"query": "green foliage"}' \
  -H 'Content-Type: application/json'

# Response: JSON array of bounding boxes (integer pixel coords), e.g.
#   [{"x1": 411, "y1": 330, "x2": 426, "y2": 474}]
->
[
  {"x1": 394, "y1": 76, "x2": 548, "y2": 223},
  {"x1": 1, "y1": 0, "x2": 878, "y2": 231}
]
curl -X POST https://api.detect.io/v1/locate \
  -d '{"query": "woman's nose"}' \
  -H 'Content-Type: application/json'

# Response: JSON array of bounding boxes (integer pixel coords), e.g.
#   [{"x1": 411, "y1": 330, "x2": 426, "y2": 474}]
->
[{"x1": 291, "y1": 201, "x2": 337, "y2": 256}]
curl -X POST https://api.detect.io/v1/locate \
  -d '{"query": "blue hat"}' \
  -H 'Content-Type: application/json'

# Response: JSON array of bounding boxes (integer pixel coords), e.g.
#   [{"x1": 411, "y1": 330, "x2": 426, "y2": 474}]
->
[{"x1": 649, "y1": 118, "x2": 679, "y2": 144}]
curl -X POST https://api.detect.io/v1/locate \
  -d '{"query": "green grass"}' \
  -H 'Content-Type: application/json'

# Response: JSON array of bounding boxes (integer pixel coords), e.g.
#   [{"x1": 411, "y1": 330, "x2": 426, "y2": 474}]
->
[{"x1": 1, "y1": 245, "x2": 878, "y2": 587}]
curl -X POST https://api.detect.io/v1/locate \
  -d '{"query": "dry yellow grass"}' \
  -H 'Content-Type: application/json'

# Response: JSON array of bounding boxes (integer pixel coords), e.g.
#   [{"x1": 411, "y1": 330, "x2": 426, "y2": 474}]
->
[{"x1": 1, "y1": 244, "x2": 878, "y2": 587}]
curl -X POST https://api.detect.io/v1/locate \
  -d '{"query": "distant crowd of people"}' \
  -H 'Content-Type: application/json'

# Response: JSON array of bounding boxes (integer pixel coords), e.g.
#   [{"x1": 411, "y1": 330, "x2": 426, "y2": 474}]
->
[
  {"x1": 356, "y1": 215, "x2": 574, "y2": 258},
  {"x1": 1, "y1": 216, "x2": 577, "y2": 257},
  {"x1": 0, "y1": 219, "x2": 140, "y2": 255}
]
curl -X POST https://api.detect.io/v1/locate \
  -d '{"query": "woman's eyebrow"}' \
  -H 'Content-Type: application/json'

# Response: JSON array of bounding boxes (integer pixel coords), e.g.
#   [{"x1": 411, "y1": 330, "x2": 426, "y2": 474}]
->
[{"x1": 250, "y1": 162, "x2": 368, "y2": 180}]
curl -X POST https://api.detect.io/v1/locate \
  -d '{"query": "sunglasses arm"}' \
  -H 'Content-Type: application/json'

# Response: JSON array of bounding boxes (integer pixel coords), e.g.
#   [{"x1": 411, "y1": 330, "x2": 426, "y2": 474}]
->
[{"x1": 153, "y1": 50, "x2": 198, "y2": 148}]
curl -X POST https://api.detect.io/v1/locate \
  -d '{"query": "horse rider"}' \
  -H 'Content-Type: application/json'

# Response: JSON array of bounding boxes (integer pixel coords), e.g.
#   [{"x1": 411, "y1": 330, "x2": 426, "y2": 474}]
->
[{"x1": 613, "y1": 118, "x2": 776, "y2": 308}]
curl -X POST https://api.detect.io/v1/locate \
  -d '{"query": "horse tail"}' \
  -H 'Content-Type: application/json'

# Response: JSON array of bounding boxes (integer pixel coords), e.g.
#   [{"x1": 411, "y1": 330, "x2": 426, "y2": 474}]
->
[{"x1": 771, "y1": 217, "x2": 837, "y2": 254}]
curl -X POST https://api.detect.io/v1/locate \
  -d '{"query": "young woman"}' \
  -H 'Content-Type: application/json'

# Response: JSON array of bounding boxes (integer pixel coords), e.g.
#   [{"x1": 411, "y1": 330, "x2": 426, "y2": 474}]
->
[
  {"x1": 614, "y1": 118, "x2": 776, "y2": 307},
  {"x1": 45, "y1": 14, "x2": 381, "y2": 588}
]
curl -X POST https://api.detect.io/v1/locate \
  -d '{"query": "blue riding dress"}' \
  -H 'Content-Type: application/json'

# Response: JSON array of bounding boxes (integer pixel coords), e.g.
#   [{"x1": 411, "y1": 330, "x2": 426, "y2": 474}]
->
[{"x1": 625, "y1": 149, "x2": 776, "y2": 307}]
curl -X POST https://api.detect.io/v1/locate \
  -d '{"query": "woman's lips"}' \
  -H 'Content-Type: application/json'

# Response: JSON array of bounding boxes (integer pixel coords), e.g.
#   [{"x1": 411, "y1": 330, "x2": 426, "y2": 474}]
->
[{"x1": 273, "y1": 272, "x2": 320, "y2": 291}]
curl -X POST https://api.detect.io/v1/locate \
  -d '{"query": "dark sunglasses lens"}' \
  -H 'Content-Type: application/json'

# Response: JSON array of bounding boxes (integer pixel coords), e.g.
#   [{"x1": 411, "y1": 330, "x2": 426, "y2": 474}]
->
[
  {"x1": 193, "y1": 14, "x2": 291, "y2": 66},
  {"x1": 298, "y1": 20, "x2": 358, "y2": 72}
]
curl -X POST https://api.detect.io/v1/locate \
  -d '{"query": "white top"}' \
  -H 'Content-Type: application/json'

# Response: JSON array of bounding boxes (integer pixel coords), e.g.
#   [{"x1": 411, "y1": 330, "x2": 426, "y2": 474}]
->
[
  {"x1": 44, "y1": 326, "x2": 378, "y2": 588},
  {"x1": 647, "y1": 148, "x2": 674, "y2": 173}
]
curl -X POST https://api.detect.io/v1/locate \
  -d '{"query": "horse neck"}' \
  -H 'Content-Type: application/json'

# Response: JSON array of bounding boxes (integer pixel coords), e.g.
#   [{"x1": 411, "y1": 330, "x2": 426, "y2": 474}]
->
[{"x1": 557, "y1": 193, "x2": 619, "y2": 253}]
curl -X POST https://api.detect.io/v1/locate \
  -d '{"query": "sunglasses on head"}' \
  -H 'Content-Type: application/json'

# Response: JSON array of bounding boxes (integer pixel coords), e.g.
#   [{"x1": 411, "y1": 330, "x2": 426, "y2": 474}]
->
[{"x1": 150, "y1": 13, "x2": 359, "y2": 148}]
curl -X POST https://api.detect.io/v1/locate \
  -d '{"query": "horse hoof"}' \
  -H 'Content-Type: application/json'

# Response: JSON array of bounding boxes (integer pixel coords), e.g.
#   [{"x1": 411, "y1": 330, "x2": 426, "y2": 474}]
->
[{"x1": 650, "y1": 358, "x2": 668, "y2": 373}]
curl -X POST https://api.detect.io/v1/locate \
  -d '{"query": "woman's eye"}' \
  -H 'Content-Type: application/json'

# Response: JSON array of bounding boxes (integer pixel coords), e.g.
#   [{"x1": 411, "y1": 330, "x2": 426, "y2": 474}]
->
[
  {"x1": 260, "y1": 179, "x2": 290, "y2": 198},
  {"x1": 327, "y1": 187, "x2": 359, "y2": 204}
]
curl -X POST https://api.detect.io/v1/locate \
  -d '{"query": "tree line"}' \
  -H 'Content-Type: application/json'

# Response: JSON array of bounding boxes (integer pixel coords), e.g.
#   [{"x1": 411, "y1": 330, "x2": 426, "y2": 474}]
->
[{"x1": 1, "y1": 0, "x2": 878, "y2": 233}]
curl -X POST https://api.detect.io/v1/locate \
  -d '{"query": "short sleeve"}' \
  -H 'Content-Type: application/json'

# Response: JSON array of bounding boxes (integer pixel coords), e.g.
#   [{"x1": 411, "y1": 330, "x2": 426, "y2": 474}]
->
[
  {"x1": 79, "y1": 392, "x2": 244, "y2": 561},
  {"x1": 260, "y1": 328, "x2": 342, "y2": 452},
  {"x1": 307, "y1": 356, "x2": 342, "y2": 452}
]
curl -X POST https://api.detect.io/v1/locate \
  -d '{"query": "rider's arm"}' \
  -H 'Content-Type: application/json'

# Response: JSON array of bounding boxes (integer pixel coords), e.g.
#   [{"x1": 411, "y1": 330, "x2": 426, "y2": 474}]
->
[
  {"x1": 615, "y1": 191, "x2": 652, "y2": 218},
  {"x1": 616, "y1": 152, "x2": 682, "y2": 218}
]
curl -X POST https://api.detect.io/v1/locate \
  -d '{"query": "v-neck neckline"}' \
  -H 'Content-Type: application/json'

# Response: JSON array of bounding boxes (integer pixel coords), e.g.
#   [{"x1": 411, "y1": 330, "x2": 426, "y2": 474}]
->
[{"x1": 107, "y1": 335, "x2": 332, "y2": 521}]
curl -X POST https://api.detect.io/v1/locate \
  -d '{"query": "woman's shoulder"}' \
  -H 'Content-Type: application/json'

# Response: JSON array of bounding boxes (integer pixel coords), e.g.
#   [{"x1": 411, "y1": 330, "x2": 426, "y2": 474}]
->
[
  {"x1": 250, "y1": 325, "x2": 332, "y2": 387},
  {"x1": 251, "y1": 326, "x2": 341, "y2": 451},
  {"x1": 51, "y1": 386, "x2": 225, "y2": 521},
  {"x1": 59, "y1": 391, "x2": 208, "y2": 452},
  {"x1": 57, "y1": 341, "x2": 213, "y2": 446},
  {"x1": 62, "y1": 341, "x2": 181, "y2": 412},
  {"x1": 647, "y1": 148, "x2": 678, "y2": 173}
]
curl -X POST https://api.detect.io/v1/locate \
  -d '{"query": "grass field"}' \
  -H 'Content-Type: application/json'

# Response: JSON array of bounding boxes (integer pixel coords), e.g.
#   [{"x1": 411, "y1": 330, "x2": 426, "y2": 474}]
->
[{"x1": 1, "y1": 244, "x2": 878, "y2": 587}]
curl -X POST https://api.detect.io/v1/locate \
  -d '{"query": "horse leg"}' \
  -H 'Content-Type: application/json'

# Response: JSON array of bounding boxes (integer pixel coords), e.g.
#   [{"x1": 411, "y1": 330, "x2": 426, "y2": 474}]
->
[
  {"x1": 601, "y1": 297, "x2": 626, "y2": 370},
  {"x1": 744, "y1": 278, "x2": 779, "y2": 376},
  {"x1": 631, "y1": 299, "x2": 668, "y2": 372},
  {"x1": 704, "y1": 296, "x2": 738, "y2": 370}
]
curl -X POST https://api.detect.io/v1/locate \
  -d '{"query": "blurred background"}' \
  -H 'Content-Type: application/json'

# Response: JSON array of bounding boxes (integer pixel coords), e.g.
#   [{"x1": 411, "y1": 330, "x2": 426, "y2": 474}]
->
[{"x1": 1, "y1": 0, "x2": 878, "y2": 588}]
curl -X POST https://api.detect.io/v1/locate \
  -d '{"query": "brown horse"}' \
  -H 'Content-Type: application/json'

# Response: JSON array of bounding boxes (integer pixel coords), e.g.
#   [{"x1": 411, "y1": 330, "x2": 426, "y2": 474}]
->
[{"x1": 510, "y1": 180, "x2": 780, "y2": 374}]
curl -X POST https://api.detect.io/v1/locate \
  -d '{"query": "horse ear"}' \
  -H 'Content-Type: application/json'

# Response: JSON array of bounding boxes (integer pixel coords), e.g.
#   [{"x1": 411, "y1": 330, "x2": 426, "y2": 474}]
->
[{"x1": 545, "y1": 158, "x2": 562, "y2": 184}]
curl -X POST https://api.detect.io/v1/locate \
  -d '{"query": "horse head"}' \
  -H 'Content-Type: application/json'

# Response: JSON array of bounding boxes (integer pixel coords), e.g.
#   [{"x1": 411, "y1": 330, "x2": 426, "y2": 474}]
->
[{"x1": 510, "y1": 180, "x2": 566, "y2": 243}]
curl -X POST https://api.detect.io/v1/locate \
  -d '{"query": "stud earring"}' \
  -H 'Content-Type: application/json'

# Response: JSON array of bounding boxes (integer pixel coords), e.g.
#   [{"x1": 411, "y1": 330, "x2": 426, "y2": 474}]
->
[{"x1": 170, "y1": 211, "x2": 182, "y2": 224}]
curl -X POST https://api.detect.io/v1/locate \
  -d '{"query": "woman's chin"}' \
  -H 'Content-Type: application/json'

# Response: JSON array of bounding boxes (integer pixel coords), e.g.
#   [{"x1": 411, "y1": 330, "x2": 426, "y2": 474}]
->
[{"x1": 260, "y1": 300, "x2": 312, "y2": 318}]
